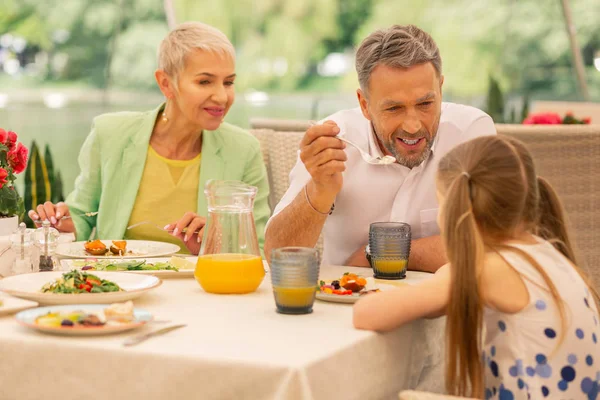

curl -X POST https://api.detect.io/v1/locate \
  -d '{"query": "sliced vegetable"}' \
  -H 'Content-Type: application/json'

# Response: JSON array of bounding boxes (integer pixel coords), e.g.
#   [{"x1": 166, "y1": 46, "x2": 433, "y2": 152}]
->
[{"x1": 41, "y1": 270, "x2": 123, "y2": 294}]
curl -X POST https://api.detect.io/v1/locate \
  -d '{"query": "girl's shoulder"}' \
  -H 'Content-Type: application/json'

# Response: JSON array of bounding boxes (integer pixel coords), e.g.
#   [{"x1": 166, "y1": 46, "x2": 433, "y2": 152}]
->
[{"x1": 480, "y1": 251, "x2": 530, "y2": 314}]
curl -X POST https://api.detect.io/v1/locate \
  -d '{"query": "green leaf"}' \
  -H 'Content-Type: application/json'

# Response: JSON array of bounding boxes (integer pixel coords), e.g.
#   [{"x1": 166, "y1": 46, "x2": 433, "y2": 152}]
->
[
  {"x1": 44, "y1": 144, "x2": 55, "y2": 187},
  {"x1": 23, "y1": 141, "x2": 51, "y2": 227},
  {"x1": 0, "y1": 185, "x2": 21, "y2": 216}
]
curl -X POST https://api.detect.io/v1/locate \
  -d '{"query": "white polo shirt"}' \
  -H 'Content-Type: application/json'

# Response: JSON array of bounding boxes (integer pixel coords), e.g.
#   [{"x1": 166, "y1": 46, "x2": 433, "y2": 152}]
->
[{"x1": 269, "y1": 102, "x2": 496, "y2": 266}]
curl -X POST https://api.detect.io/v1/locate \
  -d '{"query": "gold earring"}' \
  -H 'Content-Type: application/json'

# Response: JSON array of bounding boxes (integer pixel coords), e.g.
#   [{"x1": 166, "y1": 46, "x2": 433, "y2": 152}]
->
[{"x1": 161, "y1": 112, "x2": 168, "y2": 123}]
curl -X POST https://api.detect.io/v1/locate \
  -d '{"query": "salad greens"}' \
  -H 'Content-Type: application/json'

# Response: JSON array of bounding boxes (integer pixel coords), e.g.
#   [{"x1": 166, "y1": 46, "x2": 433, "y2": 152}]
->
[
  {"x1": 41, "y1": 270, "x2": 122, "y2": 294},
  {"x1": 73, "y1": 260, "x2": 179, "y2": 272}
]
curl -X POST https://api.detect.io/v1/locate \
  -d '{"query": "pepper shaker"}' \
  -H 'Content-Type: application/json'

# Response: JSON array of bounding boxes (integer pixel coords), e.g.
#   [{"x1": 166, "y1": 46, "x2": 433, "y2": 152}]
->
[{"x1": 34, "y1": 220, "x2": 60, "y2": 271}]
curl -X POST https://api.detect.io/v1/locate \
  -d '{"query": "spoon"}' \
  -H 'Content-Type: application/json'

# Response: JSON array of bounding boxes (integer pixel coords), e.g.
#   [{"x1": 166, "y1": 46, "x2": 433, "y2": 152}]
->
[
  {"x1": 307, "y1": 120, "x2": 395, "y2": 165},
  {"x1": 337, "y1": 136, "x2": 396, "y2": 165}
]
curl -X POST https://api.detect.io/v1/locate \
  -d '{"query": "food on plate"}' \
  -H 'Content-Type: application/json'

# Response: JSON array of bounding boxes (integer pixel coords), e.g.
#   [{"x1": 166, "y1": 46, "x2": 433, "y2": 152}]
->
[
  {"x1": 84, "y1": 240, "x2": 131, "y2": 256},
  {"x1": 34, "y1": 301, "x2": 135, "y2": 328},
  {"x1": 41, "y1": 270, "x2": 122, "y2": 294},
  {"x1": 75, "y1": 259, "x2": 179, "y2": 272},
  {"x1": 318, "y1": 273, "x2": 376, "y2": 296},
  {"x1": 340, "y1": 273, "x2": 367, "y2": 292},
  {"x1": 104, "y1": 301, "x2": 134, "y2": 322},
  {"x1": 319, "y1": 280, "x2": 353, "y2": 296},
  {"x1": 168, "y1": 256, "x2": 195, "y2": 270},
  {"x1": 110, "y1": 240, "x2": 127, "y2": 255},
  {"x1": 84, "y1": 239, "x2": 108, "y2": 256}
]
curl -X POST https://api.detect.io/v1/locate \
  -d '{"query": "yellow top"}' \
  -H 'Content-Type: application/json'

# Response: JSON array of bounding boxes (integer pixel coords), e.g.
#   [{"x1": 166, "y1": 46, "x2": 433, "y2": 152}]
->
[{"x1": 124, "y1": 146, "x2": 201, "y2": 253}]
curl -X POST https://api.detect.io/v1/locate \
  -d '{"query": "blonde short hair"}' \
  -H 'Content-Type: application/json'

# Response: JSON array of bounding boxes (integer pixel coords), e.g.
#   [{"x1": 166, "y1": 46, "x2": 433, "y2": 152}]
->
[
  {"x1": 355, "y1": 25, "x2": 441, "y2": 94},
  {"x1": 158, "y1": 22, "x2": 235, "y2": 80}
]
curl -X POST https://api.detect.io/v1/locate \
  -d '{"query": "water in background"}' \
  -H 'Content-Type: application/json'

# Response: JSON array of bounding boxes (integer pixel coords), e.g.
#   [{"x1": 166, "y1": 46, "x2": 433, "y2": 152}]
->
[{"x1": 0, "y1": 93, "x2": 358, "y2": 198}]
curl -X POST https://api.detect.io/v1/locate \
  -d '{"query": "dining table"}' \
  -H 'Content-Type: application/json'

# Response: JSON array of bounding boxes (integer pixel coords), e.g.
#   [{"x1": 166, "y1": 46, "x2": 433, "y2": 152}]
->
[{"x1": 0, "y1": 261, "x2": 446, "y2": 400}]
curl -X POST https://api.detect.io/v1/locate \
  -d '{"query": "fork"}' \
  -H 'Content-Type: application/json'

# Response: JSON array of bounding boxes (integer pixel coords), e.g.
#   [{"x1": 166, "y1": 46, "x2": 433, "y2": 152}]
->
[
  {"x1": 34, "y1": 211, "x2": 98, "y2": 225},
  {"x1": 60, "y1": 211, "x2": 99, "y2": 220},
  {"x1": 126, "y1": 220, "x2": 201, "y2": 235}
]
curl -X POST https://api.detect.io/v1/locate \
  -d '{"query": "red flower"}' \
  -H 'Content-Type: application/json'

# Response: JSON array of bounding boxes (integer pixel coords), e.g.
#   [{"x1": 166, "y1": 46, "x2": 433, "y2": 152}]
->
[
  {"x1": 522, "y1": 112, "x2": 563, "y2": 125},
  {"x1": 583, "y1": 117, "x2": 592, "y2": 124},
  {"x1": 0, "y1": 129, "x2": 7, "y2": 144},
  {"x1": 6, "y1": 131, "x2": 17, "y2": 150},
  {"x1": 0, "y1": 168, "x2": 7, "y2": 189},
  {"x1": 7, "y1": 142, "x2": 28, "y2": 174}
]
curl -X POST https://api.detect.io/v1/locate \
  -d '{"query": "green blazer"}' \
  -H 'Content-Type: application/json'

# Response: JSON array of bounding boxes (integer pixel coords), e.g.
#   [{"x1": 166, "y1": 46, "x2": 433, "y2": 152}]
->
[{"x1": 66, "y1": 104, "x2": 270, "y2": 252}]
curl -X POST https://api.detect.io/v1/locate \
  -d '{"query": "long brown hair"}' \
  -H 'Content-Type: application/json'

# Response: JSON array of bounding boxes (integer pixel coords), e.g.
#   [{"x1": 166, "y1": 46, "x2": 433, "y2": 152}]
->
[{"x1": 437, "y1": 135, "x2": 599, "y2": 398}]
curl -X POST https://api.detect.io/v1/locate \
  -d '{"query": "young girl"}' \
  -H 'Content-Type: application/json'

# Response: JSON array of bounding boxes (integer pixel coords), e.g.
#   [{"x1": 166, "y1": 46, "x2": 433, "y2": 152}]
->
[{"x1": 353, "y1": 135, "x2": 600, "y2": 399}]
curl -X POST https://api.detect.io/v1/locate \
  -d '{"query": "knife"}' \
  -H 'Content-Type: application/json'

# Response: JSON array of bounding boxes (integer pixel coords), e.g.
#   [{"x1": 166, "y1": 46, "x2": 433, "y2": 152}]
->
[{"x1": 123, "y1": 324, "x2": 187, "y2": 347}]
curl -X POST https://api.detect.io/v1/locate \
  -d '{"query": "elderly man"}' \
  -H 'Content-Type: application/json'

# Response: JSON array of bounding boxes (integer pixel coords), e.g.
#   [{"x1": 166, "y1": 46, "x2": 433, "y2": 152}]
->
[{"x1": 264, "y1": 25, "x2": 496, "y2": 272}]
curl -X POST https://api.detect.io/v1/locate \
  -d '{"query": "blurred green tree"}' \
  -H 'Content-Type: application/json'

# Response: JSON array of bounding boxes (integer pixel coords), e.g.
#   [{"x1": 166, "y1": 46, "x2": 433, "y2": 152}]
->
[{"x1": 1, "y1": 0, "x2": 599, "y2": 99}]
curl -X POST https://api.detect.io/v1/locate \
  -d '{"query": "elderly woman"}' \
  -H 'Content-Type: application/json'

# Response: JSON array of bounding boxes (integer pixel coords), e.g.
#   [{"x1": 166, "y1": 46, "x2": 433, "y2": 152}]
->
[{"x1": 28, "y1": 22, "x2": 270, "y2": 255}]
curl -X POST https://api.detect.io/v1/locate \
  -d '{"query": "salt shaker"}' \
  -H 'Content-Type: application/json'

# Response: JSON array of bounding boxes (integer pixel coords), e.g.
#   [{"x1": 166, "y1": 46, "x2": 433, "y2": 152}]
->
[
  {"x1": 34, "y1": 220, "x2": 60, "y2": 271},
  {"x1": 10, "y1": 223, "x2": 38, "y2": 274}
]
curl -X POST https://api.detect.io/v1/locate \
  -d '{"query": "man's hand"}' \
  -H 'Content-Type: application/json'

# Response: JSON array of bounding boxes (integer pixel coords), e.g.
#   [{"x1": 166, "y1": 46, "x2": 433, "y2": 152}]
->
[{"x1": 300, "y1": 121, "x2": 347, "y2": 211}]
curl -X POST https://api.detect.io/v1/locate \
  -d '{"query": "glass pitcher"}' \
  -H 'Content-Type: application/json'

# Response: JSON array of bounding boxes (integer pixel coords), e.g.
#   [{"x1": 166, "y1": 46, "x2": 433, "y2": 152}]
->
[{"x1": 195, "y1": 180, "x2": 265, "y2": 294}]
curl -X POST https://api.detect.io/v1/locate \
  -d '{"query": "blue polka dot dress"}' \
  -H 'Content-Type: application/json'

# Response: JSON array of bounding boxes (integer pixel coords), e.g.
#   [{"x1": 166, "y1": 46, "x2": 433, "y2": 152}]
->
[{"x1": 483, "y1": 238, "x2": 600, "y2": 400}]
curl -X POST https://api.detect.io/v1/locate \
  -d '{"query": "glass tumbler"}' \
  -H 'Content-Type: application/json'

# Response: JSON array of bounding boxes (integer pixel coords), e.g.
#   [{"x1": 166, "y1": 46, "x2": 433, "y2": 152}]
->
[{"x1": 270, "y1": 247, "x2": 320, "y2": 314}]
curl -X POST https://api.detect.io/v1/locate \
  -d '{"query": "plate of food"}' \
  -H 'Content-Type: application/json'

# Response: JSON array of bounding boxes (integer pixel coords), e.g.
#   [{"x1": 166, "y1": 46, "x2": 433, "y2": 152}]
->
[
  {"x1": 0, "y1": 270, "x2": 161, "y2": 305},
  {"x1": 15, "y1": 301, "x2": 153, "y2": 336},
  {"x1": 55, "y1": 240, "x2": 180, "y2": 259},
  {"x1": 316, "y1": 272, "x2": 397, "y2": 304},
  {"x1": 0, "y1": 295, "x2": 39, "y2": 316},
  {"x1": 61, "y1": 256, "x2": 196, "y2": 279}
]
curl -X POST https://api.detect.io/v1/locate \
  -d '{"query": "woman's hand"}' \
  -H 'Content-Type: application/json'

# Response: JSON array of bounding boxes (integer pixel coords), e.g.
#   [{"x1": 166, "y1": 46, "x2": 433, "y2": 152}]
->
[
  {"x1": 164, "y1": 212, "x2": 206, "y2": 255},
  {"x1": 28, "y1": 201, "x2": 76, "y2": 234}
]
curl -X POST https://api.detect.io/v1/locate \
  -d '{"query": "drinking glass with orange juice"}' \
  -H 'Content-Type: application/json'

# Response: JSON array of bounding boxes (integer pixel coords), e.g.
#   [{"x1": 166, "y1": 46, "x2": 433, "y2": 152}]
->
[
  {"x1": 367, "y1": 222, "x2": 411, "y2": 280},
  {"x1": 194, "y1": 180, "x2": 265, "y2": 294},
  {"x1": 270, "y1": 247, "x2": 320, "y2": 314}
]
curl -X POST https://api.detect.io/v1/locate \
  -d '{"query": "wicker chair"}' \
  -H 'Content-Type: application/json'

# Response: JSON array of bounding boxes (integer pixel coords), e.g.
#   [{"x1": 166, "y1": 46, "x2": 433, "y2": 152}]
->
[
  {"x1": 498, "y1": 124, "x2": 600, "y2": 288},
  {"x1": 250, "y1": 118, "x2": 312, "y2": 132},
  {"x1": 249, "y1": 129, "x2": 324, "y2": 253},
  {"x1": 399, "y1": 391, "x2": 476, "y2": 400},
  {"x1": 248, "y1": 129, "x2": 275, "y2": 210}
]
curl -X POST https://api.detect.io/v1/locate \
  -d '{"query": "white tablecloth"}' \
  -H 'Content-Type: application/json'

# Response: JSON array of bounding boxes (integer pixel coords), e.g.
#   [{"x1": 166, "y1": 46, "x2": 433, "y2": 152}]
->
[{"x1": 0, "y1": 265, "x2": 445, "y2": 400}]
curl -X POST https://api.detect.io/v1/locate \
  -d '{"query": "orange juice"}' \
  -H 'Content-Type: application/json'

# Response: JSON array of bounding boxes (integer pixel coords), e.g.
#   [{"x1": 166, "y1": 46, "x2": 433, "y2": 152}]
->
[
  {"x1": 195, "y1": 253, "x2": 265, "y2": 294},
  {"x1": 372, "y1": 259, "x2": 407, "y2": 274},
  {"x1": 273, "y1": 286, "x2": 316, "y2": 308}
]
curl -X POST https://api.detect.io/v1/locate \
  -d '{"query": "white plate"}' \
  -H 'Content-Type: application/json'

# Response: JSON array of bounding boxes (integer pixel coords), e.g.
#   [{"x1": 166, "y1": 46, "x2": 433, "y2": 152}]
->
[
  {"x1": 55, "y1": 240, "x2": 180, "y2": 259},
  {"x1": 315, "y1": 277, "x2": 399, "y2": 304},
  {"x1": 16, "y1": 304, "x2": 153, "y2": 336},
  {"x1": 60, "y1": 257, "x2": 196, "y2": 279},
  {"x1": 0, "y1": 271, "x2": 161, "y2": 305},
  {"x1": 0, "y1": 295, "x2": 39, "y2": 316}
]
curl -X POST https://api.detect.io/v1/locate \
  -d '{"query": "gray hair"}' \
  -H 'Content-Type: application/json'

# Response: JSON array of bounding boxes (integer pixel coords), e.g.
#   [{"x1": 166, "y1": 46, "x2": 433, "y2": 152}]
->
[
  {"x1": 355, "y1": 25, "x2": 442, "y2": 94},
  {"x1": 158, "y1": 21, "x2": 235, "y2": 81}
]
